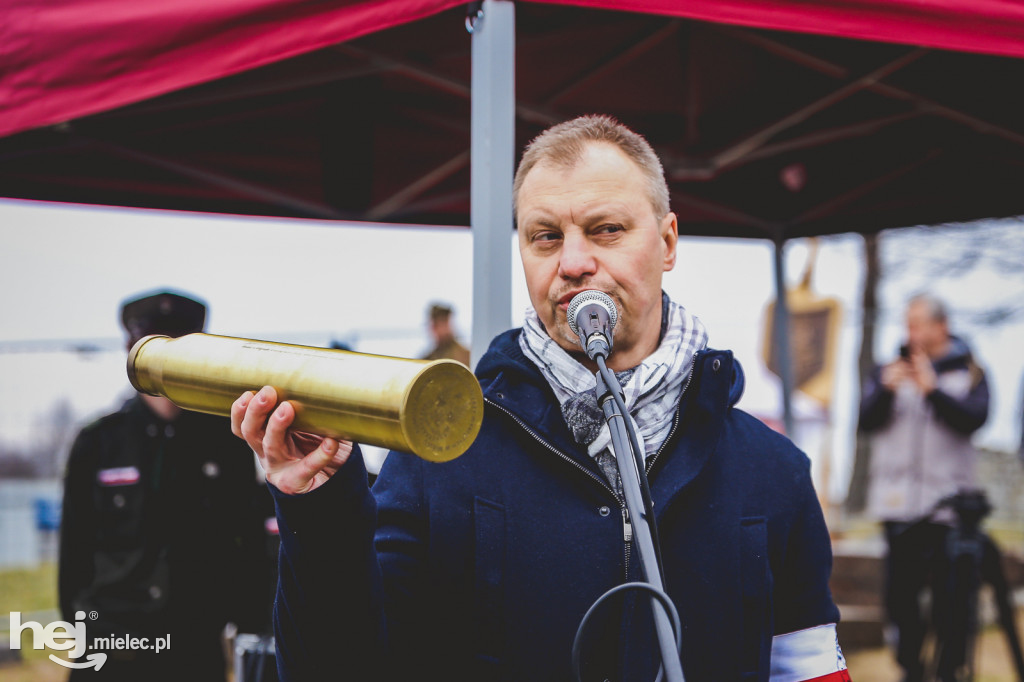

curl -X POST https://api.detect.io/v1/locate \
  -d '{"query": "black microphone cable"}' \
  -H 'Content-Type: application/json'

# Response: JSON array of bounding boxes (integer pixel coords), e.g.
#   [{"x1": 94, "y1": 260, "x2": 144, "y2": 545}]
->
[{"x1": 572, "y1": 582, "x2": 682, "y2": 682}]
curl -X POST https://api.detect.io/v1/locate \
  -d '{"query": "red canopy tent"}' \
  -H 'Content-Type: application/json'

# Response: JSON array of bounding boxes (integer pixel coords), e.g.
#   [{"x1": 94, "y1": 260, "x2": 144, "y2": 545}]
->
[
  {"x1": 4, "y1": 0, "x2": 1024, "y2": 429},
  {"x1": 4, "y1": 0, "x2": 1024, "y2": 139}
]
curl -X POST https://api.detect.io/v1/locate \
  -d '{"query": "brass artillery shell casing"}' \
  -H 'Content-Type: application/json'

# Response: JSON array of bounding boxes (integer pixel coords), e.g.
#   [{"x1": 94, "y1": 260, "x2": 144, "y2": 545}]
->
[{"x1": 127, "y1": 333, "x2": 483, "y2": 462}]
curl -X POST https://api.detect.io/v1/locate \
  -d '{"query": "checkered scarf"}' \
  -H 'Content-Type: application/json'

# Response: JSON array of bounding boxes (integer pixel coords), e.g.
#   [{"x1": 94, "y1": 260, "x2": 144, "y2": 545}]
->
[{"x1": 519, "y1": 293, "x2": 708, "y2": 494}]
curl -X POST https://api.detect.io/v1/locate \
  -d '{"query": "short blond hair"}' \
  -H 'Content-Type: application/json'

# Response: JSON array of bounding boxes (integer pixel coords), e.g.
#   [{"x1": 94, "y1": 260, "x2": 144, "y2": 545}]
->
[{"x1": 513, "y1": 115, "x2": 671, "y2": 221}]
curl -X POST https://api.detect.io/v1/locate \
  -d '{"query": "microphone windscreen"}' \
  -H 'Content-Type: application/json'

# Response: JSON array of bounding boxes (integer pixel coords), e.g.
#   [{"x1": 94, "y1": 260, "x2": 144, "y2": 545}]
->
[{"x1": 567, "y1": 290, "x2": 618, "y2": 338}]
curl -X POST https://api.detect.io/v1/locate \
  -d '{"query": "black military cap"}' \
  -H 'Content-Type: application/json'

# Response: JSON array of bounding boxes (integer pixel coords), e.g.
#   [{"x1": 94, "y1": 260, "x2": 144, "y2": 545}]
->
[{"x1": 121, "y1": 290, "x2": 207, "y2": 346}]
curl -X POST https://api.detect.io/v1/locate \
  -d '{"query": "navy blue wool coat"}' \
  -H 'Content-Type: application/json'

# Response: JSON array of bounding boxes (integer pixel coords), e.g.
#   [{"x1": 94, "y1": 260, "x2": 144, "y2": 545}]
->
[{"x1": 269, "y1": 329, "x2": 840, "y2": 681}]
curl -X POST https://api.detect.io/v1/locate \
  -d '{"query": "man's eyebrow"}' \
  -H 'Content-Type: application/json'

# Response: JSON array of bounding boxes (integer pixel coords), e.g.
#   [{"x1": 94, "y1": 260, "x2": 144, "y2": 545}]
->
[
  {"x1": 577, "y1": 207, "x2": 629, "y2": 225},
  {"x1": 521, "y1": 203, "x2": 632, "y2": 229},
  {"x1": 521, "y1": 215, "x2": 560, "y2": 230}
]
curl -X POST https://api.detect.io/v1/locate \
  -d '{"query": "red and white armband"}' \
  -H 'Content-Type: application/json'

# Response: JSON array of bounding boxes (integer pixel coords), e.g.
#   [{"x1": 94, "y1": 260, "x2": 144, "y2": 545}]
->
[{"x1": 770, "y1": 623, "x2": 850, "y2": 682}]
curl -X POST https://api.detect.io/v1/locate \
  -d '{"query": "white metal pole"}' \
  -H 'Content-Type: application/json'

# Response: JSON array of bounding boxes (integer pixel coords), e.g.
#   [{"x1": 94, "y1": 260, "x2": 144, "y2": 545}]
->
[{"x1": 469, "y1": 0, "x2": 515, "y2": 368}]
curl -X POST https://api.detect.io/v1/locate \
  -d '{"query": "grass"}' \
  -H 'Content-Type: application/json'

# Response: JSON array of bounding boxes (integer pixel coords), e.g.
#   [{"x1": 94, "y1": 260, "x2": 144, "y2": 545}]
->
[
  {"x1": 0, "y1": 659, "x2": 67, "y2": 682},
  {"x1": 0, "y1": 562, "x2": 58, "y2": 616},
  {"x1": 1, "y1": 562, "x2": 61, "y2": 670}
]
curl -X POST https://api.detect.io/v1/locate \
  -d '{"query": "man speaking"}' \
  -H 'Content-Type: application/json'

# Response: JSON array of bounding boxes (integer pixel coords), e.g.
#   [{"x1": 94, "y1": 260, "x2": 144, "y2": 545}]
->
[{"x1": 231, "y1": 116, "x2": 850, "y2": 681}]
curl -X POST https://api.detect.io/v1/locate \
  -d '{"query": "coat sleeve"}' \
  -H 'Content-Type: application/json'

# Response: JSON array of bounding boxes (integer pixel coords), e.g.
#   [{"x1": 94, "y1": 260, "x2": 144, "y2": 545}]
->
[
  {"x1": 926, "y1": 367, "x2": 989, "y2": 434},
  {"x1": 858, "y1": 365, "x2": 894, "y2": 433},
  {"x1": 269, "y1": 445, "x2": 430, "y2": 682},
  {"x1": 769, "y1": 461, "x2": 850, "y2": 682},
  {"x1": 227, "y1": 455, "x2": 277, "y2": 635},
  {"x1": 59, "y1": 427, "x2": 99, "y2": 622},
  {"x1": 269, "y1": 447, "x2": 385, "y2": 681}
]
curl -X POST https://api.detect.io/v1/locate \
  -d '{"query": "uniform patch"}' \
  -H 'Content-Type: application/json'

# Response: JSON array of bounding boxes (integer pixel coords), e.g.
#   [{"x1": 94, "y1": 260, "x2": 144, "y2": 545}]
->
[{"x1": 97, "y1": 466, "x2": 140, "y2": 486}]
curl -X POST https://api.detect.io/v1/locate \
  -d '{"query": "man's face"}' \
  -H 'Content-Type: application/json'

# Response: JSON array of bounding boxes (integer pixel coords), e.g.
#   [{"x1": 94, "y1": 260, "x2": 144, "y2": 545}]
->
[
  {"x1": 517, "y1": 142, "x2": 677, "y2": 369},
  {"x1": 906, "y1": 301, "x2": 947, "y2": 358},
  {"x1": 429, "y1": 316, "x2": 451, "y2": 343}
]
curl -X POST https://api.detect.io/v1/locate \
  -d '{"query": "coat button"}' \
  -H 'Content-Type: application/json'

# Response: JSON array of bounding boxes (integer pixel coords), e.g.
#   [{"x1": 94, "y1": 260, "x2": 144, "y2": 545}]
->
[
  {"x1": 712, "y1": 358, "x2": 721, "y2": 372},
  {"x1": 599, "y1": 506, "x2": 611, "y2": 517}
]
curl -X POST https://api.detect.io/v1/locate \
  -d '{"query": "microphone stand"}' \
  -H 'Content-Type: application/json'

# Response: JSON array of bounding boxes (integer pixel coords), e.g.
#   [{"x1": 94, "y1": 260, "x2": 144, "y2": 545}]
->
[{"x1": 594, "y1": 357, "x2": 685, "y2": 682}]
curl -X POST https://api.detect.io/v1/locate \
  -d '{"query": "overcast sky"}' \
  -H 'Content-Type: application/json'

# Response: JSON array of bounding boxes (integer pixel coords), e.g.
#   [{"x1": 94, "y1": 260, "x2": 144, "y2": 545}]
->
[{"x1": 1, "y1": 198, "x2": 1021, "y2": 503}]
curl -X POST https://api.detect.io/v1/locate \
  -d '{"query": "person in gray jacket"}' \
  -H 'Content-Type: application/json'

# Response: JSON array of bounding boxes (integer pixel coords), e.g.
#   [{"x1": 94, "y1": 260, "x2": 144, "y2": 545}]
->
[{"x1": 860, "y1": 293, "x2": 989, "y2": 682}]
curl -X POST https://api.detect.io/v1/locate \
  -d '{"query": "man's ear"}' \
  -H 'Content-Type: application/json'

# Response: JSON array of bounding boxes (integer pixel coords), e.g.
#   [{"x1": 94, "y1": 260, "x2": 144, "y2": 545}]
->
[{"x1": 661, "y1": 212, "x2": 678, "y2": 271}]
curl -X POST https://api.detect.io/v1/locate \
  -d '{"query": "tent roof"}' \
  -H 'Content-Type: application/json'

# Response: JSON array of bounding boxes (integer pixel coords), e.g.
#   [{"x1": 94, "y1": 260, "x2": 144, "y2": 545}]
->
[
  {"x1": 4, "y1": 0, "x2": 1024, "y2": 140},
  {"x1": 3, "y1": 1, "x2": 1024, "y2": 239}
]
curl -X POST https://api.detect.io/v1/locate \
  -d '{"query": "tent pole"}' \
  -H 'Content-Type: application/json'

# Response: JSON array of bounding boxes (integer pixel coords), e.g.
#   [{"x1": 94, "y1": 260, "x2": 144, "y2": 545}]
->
[
  {"x1": 469, "y1": 0, "x2": 515, "y2": 367},
  {"x1": 773, "y1": 237, "x2": 796, "y2": 437}
]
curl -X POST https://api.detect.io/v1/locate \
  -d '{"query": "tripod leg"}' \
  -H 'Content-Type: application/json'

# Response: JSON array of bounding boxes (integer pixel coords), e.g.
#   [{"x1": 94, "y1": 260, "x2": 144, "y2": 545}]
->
[{"x1": 981, "y1": 536, "x2": 1024, "y2": 682}]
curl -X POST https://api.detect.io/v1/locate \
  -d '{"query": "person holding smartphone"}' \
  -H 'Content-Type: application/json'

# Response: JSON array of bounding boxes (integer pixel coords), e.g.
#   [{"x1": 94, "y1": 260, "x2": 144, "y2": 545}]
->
[{"x1": 859, "y1": 293, "x2": 990, "y2": 682}]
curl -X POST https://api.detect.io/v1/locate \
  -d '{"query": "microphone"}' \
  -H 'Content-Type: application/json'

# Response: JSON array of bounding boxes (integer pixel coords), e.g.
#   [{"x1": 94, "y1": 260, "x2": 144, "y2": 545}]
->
[
  {"x1": 566, "y1": 290, "x2": 618, "y2": 360},
  {"x1": 127, "y1": 333, "x2": 483, "y2": 462}
]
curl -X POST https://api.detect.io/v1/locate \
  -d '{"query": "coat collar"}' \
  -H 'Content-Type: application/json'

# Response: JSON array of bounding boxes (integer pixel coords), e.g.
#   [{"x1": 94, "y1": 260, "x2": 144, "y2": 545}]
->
[
  {"x1": 648, "y1": 351, "x2": 738, "y2": 512},
  {"x1": 476, "y1": 329, "x2": 743, "y2": 504}
]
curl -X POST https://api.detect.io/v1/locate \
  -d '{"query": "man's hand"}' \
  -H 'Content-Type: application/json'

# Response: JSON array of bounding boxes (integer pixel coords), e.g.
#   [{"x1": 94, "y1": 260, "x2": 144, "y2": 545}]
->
[
  {"x1": 880, "y1": 360, "x2": 911, "y2": 391},
  {"x1": 909, "y1": 350, "x2": 937, "y2": 394},
  {"x1": 231, "y1": 386, "x2": 353, "y2": 494}
]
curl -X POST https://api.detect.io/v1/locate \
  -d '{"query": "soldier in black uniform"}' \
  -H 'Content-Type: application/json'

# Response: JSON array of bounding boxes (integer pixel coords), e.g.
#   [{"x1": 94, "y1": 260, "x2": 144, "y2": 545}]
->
[{"x1": 59, "y1": 291, "x2": 274, "y2": 681}]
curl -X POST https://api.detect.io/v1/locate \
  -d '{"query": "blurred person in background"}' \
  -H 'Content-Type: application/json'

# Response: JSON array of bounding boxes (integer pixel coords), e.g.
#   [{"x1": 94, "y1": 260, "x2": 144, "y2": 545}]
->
[
  {"x1": 59, "y1": 290, "x2": 274, "y2": 681},
  {"x1": 860, "y1": 293, "x2": 989, "y2": 682},
  {"x1": 421, "y1": 302, "x2": 470, "y2": 366}
]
